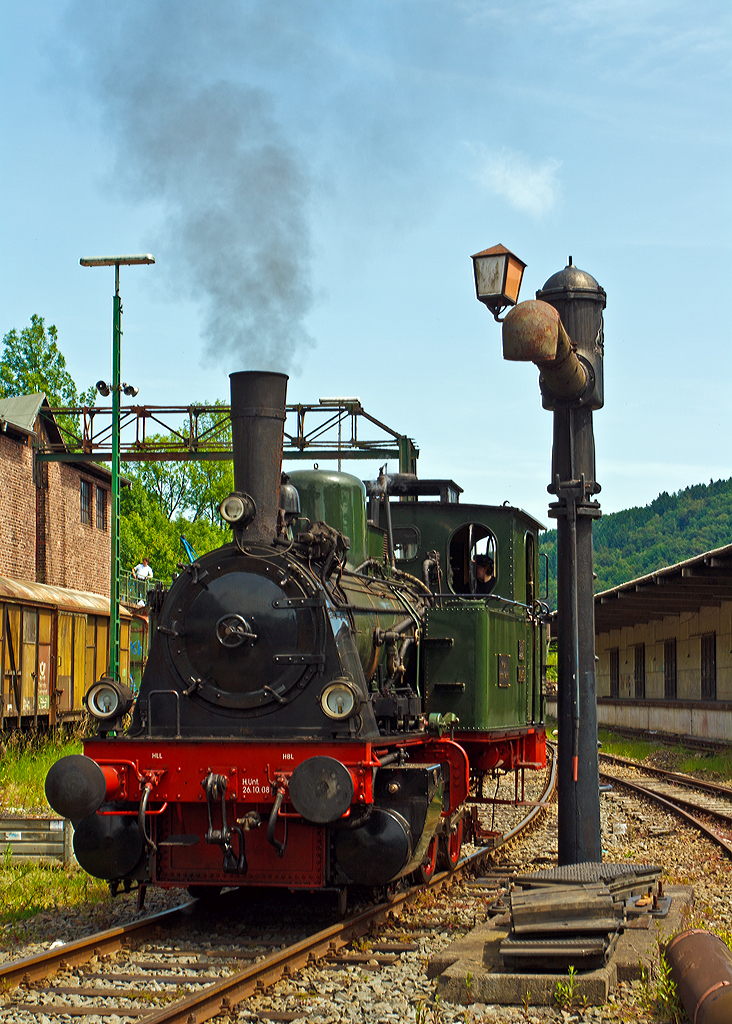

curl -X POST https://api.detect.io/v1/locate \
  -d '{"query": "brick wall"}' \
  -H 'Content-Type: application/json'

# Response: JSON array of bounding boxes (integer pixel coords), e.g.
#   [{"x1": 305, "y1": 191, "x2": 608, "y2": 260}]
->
[
  {"x1": 0, "y1": 431, "x2": 36, "y2": 580},
  {"x1": 0, "y1": 425, "x2": 111, "y2": 596},
  {"x1": 49, "y1": 464, "x2": 111, "y2": 594}
]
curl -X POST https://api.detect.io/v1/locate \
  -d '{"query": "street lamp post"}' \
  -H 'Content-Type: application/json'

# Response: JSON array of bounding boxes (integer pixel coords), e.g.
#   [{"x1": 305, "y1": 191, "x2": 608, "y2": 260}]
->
[
  {"x1": 472, "y1": 248, "x2": 606, "y2": 865},
  {"x1": 80, "y1": 254, "x2": 154, "y2": 683}
]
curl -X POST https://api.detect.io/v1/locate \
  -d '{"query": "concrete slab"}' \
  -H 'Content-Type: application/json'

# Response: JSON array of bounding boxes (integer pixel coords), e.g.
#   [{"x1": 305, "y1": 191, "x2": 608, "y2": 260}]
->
[{"x1": 431, "y1": 885, "x2": 693, "y2": 1007}]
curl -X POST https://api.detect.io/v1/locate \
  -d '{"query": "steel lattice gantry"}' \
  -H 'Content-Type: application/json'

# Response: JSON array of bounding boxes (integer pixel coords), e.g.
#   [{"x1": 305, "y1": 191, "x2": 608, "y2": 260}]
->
[{"x1": 34, "y1": 399, "x2": 419, "y2": 474}]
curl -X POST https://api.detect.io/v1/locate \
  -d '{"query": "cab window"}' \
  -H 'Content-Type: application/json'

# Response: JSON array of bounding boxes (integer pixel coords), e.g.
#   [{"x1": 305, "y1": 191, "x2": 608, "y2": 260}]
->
[
  {"x1": 394, "y1": 526, "x2": 420, "y2": 561},
  {"x1": 448, "y1": 524, "x2": 496, "y2": 595}
]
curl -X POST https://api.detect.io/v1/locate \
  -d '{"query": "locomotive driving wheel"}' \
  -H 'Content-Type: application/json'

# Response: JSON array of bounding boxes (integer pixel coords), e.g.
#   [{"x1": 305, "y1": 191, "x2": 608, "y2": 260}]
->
[{"x1": 437, "y1": 818, "x2": 463, "y2": 871}]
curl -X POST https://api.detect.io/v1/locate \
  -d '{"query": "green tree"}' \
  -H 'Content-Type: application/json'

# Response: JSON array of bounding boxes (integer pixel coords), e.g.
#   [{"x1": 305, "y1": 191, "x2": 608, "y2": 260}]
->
[
  {"x1": 0, "y1": 315, "x2": 96, "y2": 441},
  {"x1": 539, "y1": 476, "x2": 732, "y2": 609},
  {"x1": 120, "y1": 477, "x2": 228, "y2": 580},
  {"x1": 120, "y1": 403, "x2": 233, "y2": 579}
]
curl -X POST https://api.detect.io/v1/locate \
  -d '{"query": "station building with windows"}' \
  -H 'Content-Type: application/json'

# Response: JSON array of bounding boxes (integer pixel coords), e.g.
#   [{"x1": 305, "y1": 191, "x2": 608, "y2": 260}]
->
[{"x1": 592, "y1": 545, "x2": 732, "y2": 745}]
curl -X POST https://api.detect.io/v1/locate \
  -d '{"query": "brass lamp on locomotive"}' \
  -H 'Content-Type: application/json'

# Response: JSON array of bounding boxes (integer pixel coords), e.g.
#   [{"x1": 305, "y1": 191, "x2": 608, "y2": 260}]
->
[{"x1": 46, "y1": 371, "x2": 546, "y2": 902}]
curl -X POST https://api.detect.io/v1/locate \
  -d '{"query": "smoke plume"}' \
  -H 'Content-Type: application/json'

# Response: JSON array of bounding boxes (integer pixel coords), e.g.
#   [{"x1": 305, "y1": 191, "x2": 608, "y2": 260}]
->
[{"x1": 63, "y1": 3, "x2": 315, "y2": 372}]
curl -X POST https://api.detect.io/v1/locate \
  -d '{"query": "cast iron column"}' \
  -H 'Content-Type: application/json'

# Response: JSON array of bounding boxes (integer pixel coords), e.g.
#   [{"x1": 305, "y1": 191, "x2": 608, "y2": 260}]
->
[{"x1": 537, "y1": 263, "x2": 606, "y2": 864}]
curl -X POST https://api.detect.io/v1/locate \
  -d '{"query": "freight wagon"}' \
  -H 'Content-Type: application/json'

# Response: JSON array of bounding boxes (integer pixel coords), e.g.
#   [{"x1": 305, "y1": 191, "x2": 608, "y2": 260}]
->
[{"x1": 0, "y1": 575, "x2": 147, "y2": 730}]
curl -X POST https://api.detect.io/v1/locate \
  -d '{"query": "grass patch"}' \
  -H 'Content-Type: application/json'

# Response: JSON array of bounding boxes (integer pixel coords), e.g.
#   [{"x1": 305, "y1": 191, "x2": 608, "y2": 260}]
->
[
  {"x1": 597, "y1": 729, "x2": 659, "y2": 762},
  {"x1": 547, "y1": 721, "x2": 732, "y2": 782},
  {"x1": 598, "y1": 728, "x2": 732, "y2": 781},
  {"x1": 675, "y1": 748, "x2": 732, "y2": 781},
  {"x1": 0, "y1": 855, "x2": 110, "y2": 925},
  {"x1": 0, "y1": 731, "x2": 82, "y2": 812}
]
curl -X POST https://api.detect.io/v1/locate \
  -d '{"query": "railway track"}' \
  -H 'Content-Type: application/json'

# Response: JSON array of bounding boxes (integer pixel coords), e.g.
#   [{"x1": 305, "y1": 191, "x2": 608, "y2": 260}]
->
[
  {"x1": 0, "y1": 754, "x2": 555, "y2": 1023},
  {"x1": 599, "y1": 752, "x2": 732, "y2": 858}
]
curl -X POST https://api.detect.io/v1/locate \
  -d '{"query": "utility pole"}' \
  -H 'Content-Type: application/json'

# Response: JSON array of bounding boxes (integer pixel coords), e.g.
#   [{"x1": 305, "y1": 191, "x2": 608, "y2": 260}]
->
[{"x1": 80, "y1": 254, "x2": 154, "y2": 682}]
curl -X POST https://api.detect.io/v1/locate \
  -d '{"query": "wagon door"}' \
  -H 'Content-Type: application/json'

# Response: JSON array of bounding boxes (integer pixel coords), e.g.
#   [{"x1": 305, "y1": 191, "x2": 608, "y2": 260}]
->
[
  {"x1": 119, "y1": 618, "x2": 131, "y2": 689},
  {"x1": 72, "y1": 613, "x2": 86, "y2": 713},
  {"x1": 5, "y1": 607, "x2": 22, "y2": 721},
  {"x1": 37, "y1": 609, "x2": 53, "y2": 721},
  {"x1": 1, "y1": 604, "x2": 19, "y2": 723},
  {"x1": 21, "y1": 609, "x2": 38, "y2": 721},
  {"x1": 56, "y1": 612, "x2": 73, "y2": 716}
]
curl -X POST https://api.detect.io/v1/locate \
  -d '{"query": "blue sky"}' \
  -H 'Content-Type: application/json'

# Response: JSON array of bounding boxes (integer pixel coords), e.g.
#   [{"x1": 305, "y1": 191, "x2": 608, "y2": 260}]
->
[{"x1": 1, "y1": 0, "x2": 730, "y2": 523}]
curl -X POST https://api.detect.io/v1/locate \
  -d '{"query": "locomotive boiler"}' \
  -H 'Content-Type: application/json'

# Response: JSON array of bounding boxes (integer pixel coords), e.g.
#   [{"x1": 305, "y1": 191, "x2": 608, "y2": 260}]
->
[{"x1": 46, "y1": 371, "x2": 546, "y2": 905}]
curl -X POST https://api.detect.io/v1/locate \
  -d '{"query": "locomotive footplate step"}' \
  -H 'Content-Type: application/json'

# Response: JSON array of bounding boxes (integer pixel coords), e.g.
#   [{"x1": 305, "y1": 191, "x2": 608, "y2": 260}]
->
[{"x1": 429, "y1": 883, "x2": 693, "y2": 1007}]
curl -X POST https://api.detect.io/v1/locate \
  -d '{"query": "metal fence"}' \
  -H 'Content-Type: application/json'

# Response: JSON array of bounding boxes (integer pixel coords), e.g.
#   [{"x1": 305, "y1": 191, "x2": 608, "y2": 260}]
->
[
  {"x1": 120, "y1": 572, "x2": 161, "y2": 607},
  {"x1": 1, "y1": 817, "x2": 76, "y2": 865}
]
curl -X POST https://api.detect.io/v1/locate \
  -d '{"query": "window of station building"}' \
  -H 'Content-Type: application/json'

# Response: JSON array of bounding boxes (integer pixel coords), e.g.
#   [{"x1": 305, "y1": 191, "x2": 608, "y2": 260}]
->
[
  {"x1": 80, "y1": 479, "x2": 92, "y2": 525},
  {"x1": 96, "y1": 487, "x2": 106, "y2": 531},
  {"x1": 664, "y1": 639, "x2": 677, "y2": 699},
  {"x1": 634, "y1": 643, "x2": 646, "y2": 699},
  {"x1": 609, "y1": 648, "x2": 619, "y2": 698},
  {"x1": 393, "y1": 525, "x2": 420, "y2": 561},
  {"x1": 701, "y1": 633, "x2": 716, "y2": 701},
  {"x1": 448, "y1": 523, "x2": 496, "y2": 595}
]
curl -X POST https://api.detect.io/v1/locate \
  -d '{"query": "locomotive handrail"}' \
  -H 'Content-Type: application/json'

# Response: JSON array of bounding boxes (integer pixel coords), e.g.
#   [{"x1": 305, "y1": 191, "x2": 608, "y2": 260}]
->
[{"x1": 433, "y1": 591, "x2": 541, "y2": 615}]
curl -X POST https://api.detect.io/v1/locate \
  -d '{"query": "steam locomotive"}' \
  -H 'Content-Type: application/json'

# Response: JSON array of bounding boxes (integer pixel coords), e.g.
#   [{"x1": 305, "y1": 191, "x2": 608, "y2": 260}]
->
[{"x1": 46, "y1": 371, "x2": 547, "y2": 905}]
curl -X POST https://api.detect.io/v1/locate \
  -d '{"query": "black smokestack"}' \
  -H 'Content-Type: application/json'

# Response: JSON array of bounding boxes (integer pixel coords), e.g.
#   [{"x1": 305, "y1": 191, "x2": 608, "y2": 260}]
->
[{"x1": 229, "y1": 371, "x2": 288, "y2": 544}]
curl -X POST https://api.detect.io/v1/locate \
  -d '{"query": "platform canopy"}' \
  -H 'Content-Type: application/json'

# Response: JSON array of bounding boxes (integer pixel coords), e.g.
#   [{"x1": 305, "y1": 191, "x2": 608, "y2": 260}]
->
[{"x1": 593, "y1": 544, "x2": 732, "y2": 632}]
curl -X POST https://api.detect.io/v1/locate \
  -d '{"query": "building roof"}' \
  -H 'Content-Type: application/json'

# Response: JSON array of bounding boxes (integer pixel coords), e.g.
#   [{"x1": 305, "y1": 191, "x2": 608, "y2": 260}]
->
[
  {"x1": 0, "y1": 393, "x2": 48, "y2": 435},
  {"x1": 0, "y1": 392, "x2": 121, "y2": 484},
  {"x1": 0, "y1": 574, "x2": 132, "y2": 617},
  {"x1": 594, "y1": 543, "x2": 732, "y2": 632},
  {"x1": 0, "y1": 391, "x2": 66, "y2": 449}
]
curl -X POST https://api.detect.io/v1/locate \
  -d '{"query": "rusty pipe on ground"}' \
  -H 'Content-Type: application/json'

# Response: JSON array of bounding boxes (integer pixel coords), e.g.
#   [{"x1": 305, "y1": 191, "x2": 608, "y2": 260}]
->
[
  {"x1": 666, "y1": 929, "x2": 732, "y2": 1024},
  {"x1": 502, "y1": 300, "x2": 587, "y2": 401}
]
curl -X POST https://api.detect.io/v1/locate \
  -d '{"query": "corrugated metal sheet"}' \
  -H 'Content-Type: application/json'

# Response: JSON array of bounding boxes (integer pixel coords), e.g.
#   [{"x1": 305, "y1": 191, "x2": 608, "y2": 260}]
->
[
  {"x1": 0, "y1": 393, "x2": 46, "y2": 435},
  {"x1": 0, "y1": 817, "x2": 76, "y2": 865},
  {"x1": 0, "y1": 575, "x2": 132, "y2": 618}
]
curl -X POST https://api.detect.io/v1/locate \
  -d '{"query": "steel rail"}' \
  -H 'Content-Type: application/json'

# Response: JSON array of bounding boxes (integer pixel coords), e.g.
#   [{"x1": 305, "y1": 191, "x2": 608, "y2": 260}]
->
[
  {"x1": 1, "y1": 752, "x2": 556, "y2": 1023},
  {"x1": 599, "y1": 751, "x2": 732, "y2": 800},
  {"x1": 137, "y1": 759, "x2": 558, "y2": 1024},
  {"x1": 599, "y1": 769, "x2": 732, "y2": 860},
  {"x1": 0, "y1": 903, "x2": 192, "y2": 990}
]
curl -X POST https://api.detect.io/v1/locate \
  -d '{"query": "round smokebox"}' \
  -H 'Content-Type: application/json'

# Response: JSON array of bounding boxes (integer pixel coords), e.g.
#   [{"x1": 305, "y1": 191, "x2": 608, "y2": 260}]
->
[{"x1": 287, "y1": 756, "x2": 354, "y2": 824}]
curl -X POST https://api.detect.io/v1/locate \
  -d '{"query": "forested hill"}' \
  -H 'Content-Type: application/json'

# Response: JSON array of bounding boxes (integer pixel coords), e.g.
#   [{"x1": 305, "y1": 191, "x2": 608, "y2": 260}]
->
[{"x1": 538, "y1": 477, "x2": 732, "y2": 609}]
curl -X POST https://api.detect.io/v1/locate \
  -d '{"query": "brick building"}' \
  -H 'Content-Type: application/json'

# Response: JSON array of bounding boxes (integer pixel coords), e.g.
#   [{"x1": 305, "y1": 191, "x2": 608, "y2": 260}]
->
[{"x1": 0, "y1": 393, "x2": 112, "y2": 596}]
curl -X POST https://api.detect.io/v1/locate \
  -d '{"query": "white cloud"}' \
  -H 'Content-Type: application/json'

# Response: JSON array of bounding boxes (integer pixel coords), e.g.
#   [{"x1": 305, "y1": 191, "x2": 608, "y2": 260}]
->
[{"x1": 474, "y1": 145, "x2": 562, "y2": 217}]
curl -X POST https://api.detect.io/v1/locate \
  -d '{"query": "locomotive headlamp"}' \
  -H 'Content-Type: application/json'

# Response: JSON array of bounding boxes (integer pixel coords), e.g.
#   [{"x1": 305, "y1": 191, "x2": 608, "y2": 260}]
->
[
  {"x1": 85, "y1": 676, "x2": 135, "y2": 721},
  {"x1": 219, "y1": 491, "x2": 257, "y2": 527},
  {"x1": 471, "y1": 244, "x2": 526, "y2": 322},
  {"x1": 320, "y1": 679, "x2": 360, "y2": 720}
]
